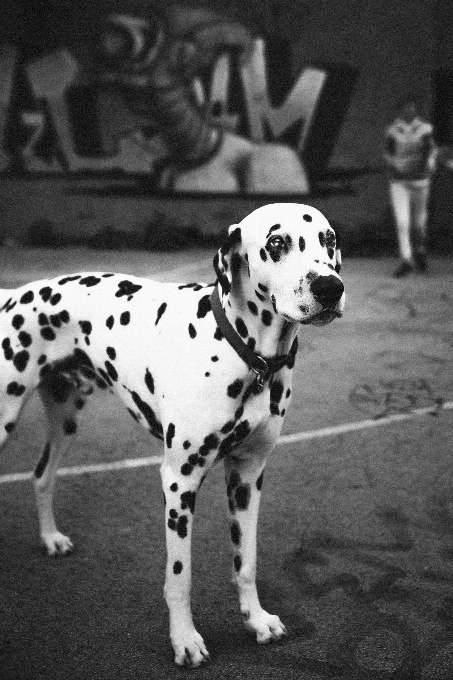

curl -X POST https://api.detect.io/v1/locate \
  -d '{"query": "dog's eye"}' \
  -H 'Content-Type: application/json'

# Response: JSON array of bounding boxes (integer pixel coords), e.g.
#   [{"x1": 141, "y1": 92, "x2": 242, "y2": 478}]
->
[{"x1": 267, "y1": 236, "x2": 285, "y2": 250}]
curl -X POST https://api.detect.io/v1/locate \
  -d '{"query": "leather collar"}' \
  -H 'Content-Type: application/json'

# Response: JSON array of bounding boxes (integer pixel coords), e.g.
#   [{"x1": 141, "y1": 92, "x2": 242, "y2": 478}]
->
[{"x1": 210, "y1": 284, "x2": 297, "y2": 392}]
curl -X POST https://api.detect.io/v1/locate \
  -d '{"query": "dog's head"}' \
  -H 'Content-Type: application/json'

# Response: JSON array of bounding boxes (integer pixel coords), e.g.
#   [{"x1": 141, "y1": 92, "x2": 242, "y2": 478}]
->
[{"x1": 214, "y1": 203, "x2": 345, "y2": 326}]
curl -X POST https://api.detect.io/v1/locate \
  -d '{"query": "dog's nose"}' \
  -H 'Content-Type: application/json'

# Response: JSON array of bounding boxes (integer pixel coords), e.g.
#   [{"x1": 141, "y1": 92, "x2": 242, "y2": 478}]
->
[{"x1": 310, "y1": 275, "x2": 344, "y2": 305}]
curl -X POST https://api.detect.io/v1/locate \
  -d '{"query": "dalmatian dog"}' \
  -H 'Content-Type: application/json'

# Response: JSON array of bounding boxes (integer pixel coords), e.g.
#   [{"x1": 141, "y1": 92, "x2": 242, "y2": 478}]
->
[{"x1": 0, "y1": 203, "x2": 344, "y2": 667}]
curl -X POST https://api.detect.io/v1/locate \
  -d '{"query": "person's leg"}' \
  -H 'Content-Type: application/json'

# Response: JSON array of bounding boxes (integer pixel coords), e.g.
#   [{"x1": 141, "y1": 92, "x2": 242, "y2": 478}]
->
[
  {"x1": 410, "y1": 179, "x2": 431, "y2": 272},
  {"x1": 389, "y1": 181, "x2": 413, "y2": 277}
]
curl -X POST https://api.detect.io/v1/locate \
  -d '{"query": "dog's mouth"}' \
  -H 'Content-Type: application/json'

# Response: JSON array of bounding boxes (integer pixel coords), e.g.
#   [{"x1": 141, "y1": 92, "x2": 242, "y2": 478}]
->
[{"x1": 299, "y1": 309, "x2": 343, "y2": 326}]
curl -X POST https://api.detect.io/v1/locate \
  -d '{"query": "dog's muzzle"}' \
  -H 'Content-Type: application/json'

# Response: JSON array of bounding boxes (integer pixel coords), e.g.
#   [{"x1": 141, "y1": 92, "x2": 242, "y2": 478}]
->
[
  {"x1": 299, "y1": 274, "x2": 344, "y2": 325},
  {"x1": 310, "y1": 275, "x2": 344, "y2": 306}
]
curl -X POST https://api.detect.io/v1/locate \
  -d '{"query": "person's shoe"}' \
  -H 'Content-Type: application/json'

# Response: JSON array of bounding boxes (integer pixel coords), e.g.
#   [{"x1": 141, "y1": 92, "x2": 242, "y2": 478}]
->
[
  {"x1": 414, "y1": 251, "x2": 428, "y2": 273},
  {"x1": 393, "y1": 260, "x2": 413, "y2": 278}
]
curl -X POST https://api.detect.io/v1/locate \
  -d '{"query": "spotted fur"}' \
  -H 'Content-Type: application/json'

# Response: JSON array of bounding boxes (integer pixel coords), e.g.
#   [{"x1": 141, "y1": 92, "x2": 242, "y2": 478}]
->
[{"x1": 0, "y1": 203, "x2": 344, "y2": 668}]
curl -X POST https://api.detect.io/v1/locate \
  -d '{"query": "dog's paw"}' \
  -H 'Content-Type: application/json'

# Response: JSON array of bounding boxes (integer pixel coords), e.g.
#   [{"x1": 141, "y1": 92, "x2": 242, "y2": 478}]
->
[
  {"x1": 171, "y1": 629, "x2": 210, "y2": 667},
  {"x1": 41, "y1": 531, "x2": 74, "y2": 557},
  {"x1": 244, "y1": 611, "x2": 287, "y2": 644}
]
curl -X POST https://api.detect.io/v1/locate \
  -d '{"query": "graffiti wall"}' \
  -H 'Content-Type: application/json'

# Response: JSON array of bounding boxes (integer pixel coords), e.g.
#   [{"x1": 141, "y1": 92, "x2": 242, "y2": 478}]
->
[{"x1": 0, "y1": 4, "x2": 356, "y2": 195}]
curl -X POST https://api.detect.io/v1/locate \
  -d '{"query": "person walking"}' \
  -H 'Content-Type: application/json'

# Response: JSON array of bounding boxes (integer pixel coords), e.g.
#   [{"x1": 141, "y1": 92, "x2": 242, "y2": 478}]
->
[{"x1": 383, "y1": 98, "x2": 437, "y2": 277}]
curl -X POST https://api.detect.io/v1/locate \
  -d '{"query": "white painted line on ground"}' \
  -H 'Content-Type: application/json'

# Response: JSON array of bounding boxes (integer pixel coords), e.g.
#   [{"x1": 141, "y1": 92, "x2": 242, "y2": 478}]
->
[
  {"x1": 1, "y1": 400, "x2": 451, "y2": 485},
  {"x1": 277, "y1": 399, "x2": 453, "y2": 445},
  {"x1": 0, "y1": 456, "x2": 163, "y2": 485}
]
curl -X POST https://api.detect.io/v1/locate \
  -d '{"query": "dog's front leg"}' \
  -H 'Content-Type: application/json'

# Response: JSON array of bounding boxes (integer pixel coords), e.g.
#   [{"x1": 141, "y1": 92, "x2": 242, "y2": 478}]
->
[
  {"x1": 224, "y1": 454, "x2": 287, "y2": 644},
  {"x1": 160, "y1": 459, "x2": 209, "y2": 667}
]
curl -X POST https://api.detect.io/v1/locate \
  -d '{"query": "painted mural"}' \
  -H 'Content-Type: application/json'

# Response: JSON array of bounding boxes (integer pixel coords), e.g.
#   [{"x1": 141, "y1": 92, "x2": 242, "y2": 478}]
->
[{"x1": 0, "y1": 5, "x2": 356, "y2": 194}]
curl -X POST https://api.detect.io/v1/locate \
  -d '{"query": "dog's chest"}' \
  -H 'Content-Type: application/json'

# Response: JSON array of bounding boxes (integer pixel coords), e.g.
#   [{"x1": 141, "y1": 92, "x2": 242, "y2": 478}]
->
[{"x1": 221, "y1": 370, "x2": 293, "y2": 449}]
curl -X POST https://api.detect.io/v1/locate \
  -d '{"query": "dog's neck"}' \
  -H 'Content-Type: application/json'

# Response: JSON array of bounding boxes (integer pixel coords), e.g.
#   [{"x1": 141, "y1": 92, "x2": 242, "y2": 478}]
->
[{"x1": 219, "y1": 265, "x2": 299, "y2": 360}]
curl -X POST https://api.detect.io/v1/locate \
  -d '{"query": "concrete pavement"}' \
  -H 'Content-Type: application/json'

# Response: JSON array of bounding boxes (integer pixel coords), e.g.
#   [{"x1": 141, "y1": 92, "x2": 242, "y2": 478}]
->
[{"x1": 0, "y1": 249, "x2": 453, "y2": 679}]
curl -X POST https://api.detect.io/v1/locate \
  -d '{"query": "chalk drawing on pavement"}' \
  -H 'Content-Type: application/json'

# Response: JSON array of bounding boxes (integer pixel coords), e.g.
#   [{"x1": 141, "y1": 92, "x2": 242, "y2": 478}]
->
[{"x1": 349, "y1": 378, "x2": 444, "y2": 419}]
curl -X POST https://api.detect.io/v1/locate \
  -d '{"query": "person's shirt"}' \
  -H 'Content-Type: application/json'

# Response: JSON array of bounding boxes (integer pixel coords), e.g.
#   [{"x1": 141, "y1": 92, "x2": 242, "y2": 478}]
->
[{"x1": 383, "y1": 116, "x2": 437, "y2": 180}]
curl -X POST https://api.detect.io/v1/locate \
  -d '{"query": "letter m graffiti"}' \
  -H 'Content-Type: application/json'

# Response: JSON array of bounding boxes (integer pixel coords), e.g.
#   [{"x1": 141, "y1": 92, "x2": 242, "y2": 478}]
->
[
  {"x1": 238, "y1": 38, "x2": 358, "y2": 180},
  {"x1": 240, "y1": 38, "x2": 327, "y2": 154}
]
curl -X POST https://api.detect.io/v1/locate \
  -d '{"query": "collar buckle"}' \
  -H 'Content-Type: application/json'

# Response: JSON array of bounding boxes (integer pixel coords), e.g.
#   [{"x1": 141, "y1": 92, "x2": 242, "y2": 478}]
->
[
  {"x1": 250, "y1": 355, "x2": 269, "y2": 393},
  {"x1": 210, "y1": 284, "x2": 297, "y2": 394}
]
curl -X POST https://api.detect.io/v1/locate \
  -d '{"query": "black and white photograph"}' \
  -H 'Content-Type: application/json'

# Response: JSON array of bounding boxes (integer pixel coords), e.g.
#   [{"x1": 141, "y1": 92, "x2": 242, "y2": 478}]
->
[{"x1": 1, "y1": 1, "x2": 453, "y2": 678}]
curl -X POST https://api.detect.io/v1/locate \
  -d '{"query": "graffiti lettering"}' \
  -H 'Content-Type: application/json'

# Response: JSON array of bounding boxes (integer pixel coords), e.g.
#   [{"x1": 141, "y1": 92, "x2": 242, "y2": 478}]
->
[
  {"x1": 21, "y1": 111, "x2": 62, "y2": 172},
  {"x1": 25, "y1": 50, "x2": 165, "y2": 174},
  {"x1": 240, "y1": 39, "x2": 326, "y2": 150},
  {"x1": 0, "y1": 38, "x2": 327, "y2": 179},
  {"x1": 195, "y1": 54, "x2": 239, "y2": 131}
]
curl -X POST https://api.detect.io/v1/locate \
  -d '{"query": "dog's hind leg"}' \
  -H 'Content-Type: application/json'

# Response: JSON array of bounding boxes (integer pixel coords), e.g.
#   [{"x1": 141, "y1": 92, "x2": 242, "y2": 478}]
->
[
  {"x1": 33, "y1": 380, "x2": 86, "y2": 556},
  {"x1": 224, "y1": 452, "x2": 287, "y2": 644}
]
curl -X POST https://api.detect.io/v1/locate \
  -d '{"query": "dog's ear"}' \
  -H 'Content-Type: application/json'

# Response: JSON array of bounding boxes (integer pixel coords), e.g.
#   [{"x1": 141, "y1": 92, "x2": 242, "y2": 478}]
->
[
  {"x1": 329, "y1": 221, "x2": 343, "y2": 274},
  {"x1": 213, "y1": 225, "x2": 242, "y2": 295}
]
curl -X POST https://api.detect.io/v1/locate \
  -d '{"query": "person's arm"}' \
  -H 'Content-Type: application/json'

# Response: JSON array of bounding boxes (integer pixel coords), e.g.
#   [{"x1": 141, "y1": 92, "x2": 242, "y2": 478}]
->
[
  {"x1": 421, "y1": 131, "x2": 438, "y2": 173},
  {"x1": 383, "y1": 131, "x2": 396, "y2": 167}
]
